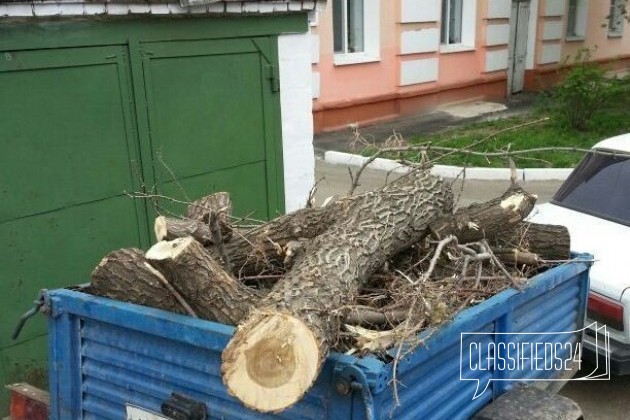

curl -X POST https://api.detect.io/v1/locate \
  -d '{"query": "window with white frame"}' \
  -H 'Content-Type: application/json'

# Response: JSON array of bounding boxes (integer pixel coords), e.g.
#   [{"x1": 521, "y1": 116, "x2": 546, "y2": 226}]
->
[
  {"x1": 441, "y1": 0, "x2": 463, "y2": 45},
  {"x1": 440, "y1": 0, "x2": 476, "y2": 51},
  {"x1": 566, "y1": 0, "x2": 588, "y2": 39},
  {"x1": 333, "y1": 0, "x2": 380, "y2": 64},
  {"x1": 608, "y1": 0, "x2": 625, "y2": 36}
]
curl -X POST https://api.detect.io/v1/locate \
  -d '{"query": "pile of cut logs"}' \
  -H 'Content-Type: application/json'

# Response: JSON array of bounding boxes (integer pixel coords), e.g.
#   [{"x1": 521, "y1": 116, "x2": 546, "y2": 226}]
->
[{"x1": 90, "y1": 170, "x2": 569, "y2": 412}]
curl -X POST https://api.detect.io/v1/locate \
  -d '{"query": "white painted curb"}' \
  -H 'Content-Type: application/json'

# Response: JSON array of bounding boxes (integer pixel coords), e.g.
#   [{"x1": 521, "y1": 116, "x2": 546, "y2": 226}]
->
[{"x1": 324, "y1": 151, "x2": 573, "y2": 182}]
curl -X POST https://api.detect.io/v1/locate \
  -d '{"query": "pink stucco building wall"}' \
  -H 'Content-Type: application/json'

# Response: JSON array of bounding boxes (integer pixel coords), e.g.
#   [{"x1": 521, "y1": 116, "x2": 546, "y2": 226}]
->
[{"x1": 310, "y1": 0, "x2": 630, "y2": 133}]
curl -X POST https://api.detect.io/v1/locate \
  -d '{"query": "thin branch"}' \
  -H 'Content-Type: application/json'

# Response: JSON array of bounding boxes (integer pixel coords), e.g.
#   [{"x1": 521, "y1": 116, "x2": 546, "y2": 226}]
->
[
  {"x1": 143, "y1": 263, "x2": 198, "y2": 318},
  {"x1": 348, "y1": 152, "x2": 382, "y2": 195},
  {"x1": 209, "y1": 213, "x2": 233, "y2": 272},
  {"x1": 156, "y1": 151, "x2": 191, "y2": 202},
  {"x1": 306, "y1": 177, "x2": 325, "y2": 208},
  {"x1": 421, "y1": 235, "x2": 457, "y2": 283},
  {"x1": 379, "y1": 145, "x2": 630, "y2": 160},
  {"x1": 424, "y1": 117, "x2": 551, "y2": 166}
]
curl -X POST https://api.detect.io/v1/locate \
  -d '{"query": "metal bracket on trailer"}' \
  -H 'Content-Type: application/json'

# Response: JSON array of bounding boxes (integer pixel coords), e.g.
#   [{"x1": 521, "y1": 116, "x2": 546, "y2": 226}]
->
[
  {"x1": 11, "y1": 289, "x2": 49, "y2": 341},
  {"x1": 334, "y1": 363, "x2": 377, "y2": 420}
]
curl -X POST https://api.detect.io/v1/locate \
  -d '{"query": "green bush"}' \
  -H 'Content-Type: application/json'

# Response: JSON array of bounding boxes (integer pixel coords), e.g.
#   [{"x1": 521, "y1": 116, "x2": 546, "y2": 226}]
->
[{"x1": 550, "y1": 49, "x2": 624, "y2": 131}]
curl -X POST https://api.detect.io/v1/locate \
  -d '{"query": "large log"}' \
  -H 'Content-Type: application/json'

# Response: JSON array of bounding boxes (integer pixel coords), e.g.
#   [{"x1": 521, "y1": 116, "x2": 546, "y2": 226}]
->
[
  {"x1": 185, "y1": 191, "x2": 232, "y2": 222},
  {"x1": 146, "y1": 237, "x2": 260, "y2": 324},
  {"x1": 221, "y1": 171, "x2": 453, "y2": 412},
  {"x1": 430, "y1": 187, "x2": 537, "y2": 243},
  {"x1": 154, "y1": 193, "x2": 233, "y2": 245},
  {"x1": 155, "y1": 216, "x2": 214, "y2": 245},
  {"x1": 213, "y1": 176, "x2": 439, "y2": 275},
  {"x1": 94, "y1": 187, "x2": 542, "y2": 327},
  {"x1": 218, "y1": 205, "x2": 343, "y2": 275},
  {"x1": 90, "y1": 248, "x2": 188, "y2": 315},
  {"x1": 494, "y1": 222, "x2": 571, "y2": 263}
]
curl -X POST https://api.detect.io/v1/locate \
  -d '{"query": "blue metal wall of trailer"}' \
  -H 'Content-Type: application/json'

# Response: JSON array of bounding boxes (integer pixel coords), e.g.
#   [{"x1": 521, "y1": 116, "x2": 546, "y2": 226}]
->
[{"x1": 46, "y1": 255, "x2": 591, "y2": 419}]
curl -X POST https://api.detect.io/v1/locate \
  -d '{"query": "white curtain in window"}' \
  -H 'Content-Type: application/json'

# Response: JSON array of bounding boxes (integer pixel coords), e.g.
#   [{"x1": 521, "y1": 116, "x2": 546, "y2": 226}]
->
[
  {"x1": 441, "y1": 0, "x2": 463, "y2": 44},
  {"x1": 567, "y1": 0, "x2": 578, "y2": 36},
  {"x1": 609, "y1": 0, "x2": 625, "y2": 34},
  {"x1": 333, "y1": 0, "x2": 365, "y2": 54},
  {"x1": 449, "y1": 0, "x2": 463, "y2": 44},
  {"x1": 333, "y1": 0, "x2": 344, "y2": 52},
  {"x1": 347, "y1": 0, "x2": 365, "y2": 53}
]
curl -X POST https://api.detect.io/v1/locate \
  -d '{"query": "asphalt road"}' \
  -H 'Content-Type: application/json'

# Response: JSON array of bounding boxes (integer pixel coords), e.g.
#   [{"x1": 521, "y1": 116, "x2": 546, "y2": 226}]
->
[
  {"x1": 314, "y1": 159, "x2": 629, "y2": 420},
  {"x1": 313, "y1": 158, "x2": 560, "y2": 208}
]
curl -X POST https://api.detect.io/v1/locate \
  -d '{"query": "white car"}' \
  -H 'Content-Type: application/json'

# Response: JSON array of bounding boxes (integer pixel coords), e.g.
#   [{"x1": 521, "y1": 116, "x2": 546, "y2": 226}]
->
[{"x1": 529, "y1": 133, "x2": 630, "y2": 374}]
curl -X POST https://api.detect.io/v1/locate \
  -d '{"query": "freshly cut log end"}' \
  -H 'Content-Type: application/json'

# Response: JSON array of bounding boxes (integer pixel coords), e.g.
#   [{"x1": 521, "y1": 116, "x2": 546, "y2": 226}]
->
[
  {"x1": 222, "y1": 313, "x2": 320, "y2": 413},
  {"x1": 154, "y1": 215, "x2": 169, "y2": 241},
  {"x1": 146, "y1": 236, "x2": 259, "y2": 325},
  {"x1": 154, "y1": 216, "x2": 214, "y2": 245},
  {"x1": 90, "y1": 248, "x2": 187, "y2": 315},
  {"x1": 146, "y1": 236, "x2": 194, "y2": 261}
]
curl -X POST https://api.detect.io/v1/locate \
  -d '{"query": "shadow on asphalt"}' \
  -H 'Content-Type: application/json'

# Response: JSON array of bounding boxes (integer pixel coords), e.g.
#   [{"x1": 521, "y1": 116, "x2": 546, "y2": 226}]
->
[{"x1": 560, "y1": 361, "x2": 630, "y2": 419}]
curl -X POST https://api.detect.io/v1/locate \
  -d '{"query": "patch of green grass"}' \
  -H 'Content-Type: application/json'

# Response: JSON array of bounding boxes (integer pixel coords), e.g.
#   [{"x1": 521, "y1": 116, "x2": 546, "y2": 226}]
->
[{"x1": 368, "y1": 86, "x2": 630, "y2": 168}]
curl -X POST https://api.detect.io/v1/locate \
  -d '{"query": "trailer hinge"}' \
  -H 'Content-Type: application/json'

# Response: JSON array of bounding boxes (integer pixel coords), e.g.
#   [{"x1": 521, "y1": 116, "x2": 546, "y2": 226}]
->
[
  {"x1": 12, "y1": 289, "x2": 49, "y2": 341},
  {"x1": 265, "y1": 64, "x2": 280, "y2": 92},
  {"x1": 334, "y1": 364, "x2": 376, "y2": 420}
]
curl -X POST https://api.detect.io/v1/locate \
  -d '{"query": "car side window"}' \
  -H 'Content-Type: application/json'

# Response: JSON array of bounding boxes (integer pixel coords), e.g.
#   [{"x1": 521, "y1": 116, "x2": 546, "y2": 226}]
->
[{"x1": 553, "y1": 154, "x2": 630, "y2": 225}]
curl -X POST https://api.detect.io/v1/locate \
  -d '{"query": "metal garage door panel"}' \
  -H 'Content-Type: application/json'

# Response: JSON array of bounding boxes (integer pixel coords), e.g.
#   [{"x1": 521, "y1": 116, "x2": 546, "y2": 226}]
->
[
  {"x1": 0, "y1": 47, "x2": 141, "y2": 222},
  {"x1": 140, "y1": 38, "x2": 278, "y2": 219},
  {"x1": 159, "y1": 161, "x2": 270, "y2": 220},
  {"x1": 0, "y1": 46, "x2": 148, "y2": 349},
  {"x1": 0, "y1": 195, "x2": 144, "y2": 347}
]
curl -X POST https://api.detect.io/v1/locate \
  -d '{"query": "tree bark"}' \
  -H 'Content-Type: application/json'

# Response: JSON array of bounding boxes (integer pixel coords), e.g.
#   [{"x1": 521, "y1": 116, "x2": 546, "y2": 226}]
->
[
  {"x1": 215, "y1": 175, "x2": 429, "y2": 276},
  {"x1": 155, "y1": 216, "x2": 214, "y2": 245},
  {"x1": 494, "y1": 222, "x2": 571, "y2": 263},
  {"x1": 221, "y1": 171, "x2": 453, "y2": 413},
  {"x1": 90, "y1": 248, "x2": 188, "y2": 315},
  {"x1": 185, "y1": 192, "x2": 232, "y2": 222},
  {"x1": 185, "y1": 192, "x2": 233, "y2": 241},
  {"x1": 146, "y1": 237, "x2": 260, "y2": 325},
  {"x1": 430, "y1": 187, "x2": 538, "y2": 243},
  {"x1": 219, "y1": 205, "x2": 342, "y2": 276}
]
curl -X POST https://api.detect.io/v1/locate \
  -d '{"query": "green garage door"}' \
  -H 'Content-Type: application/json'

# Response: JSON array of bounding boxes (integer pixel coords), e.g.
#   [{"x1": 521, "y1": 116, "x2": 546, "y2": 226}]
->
[
  {"x1": 0, "y1": 17, "x2": 299, "y2": 411},
  {"x1": 0, "y1": 46, "x2": 150, "y2": 395},
  {"x1": 140, "y1": 37, "x2": 281, "y2": 219}
]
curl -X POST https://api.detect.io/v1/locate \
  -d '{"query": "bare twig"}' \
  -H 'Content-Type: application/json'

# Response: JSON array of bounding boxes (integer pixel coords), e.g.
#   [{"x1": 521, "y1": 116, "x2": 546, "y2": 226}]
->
[
  {"x1": 209, "y1": 212, "x2": 233, "y2": 272},
  {"x1": 348, "y1": 152, "x2": 382, "y2": 195},
  {"x1": 239, "y1": 274, "x2": 283, "y2": 281},
  {"x1": 306, "y1": 177, "x2": 324, "y2": 208},
  {"x1": 156, "y1": 151, "x2": 191, "y2": 202},
  {"x1": 143, "y1": 263, "x2": 198, "y2": 318},
  {"x1": 377, "y1": 144, "x2": 630, "y2": 160},
  {"x1": 482, "y1": 239, "x2": 522, "y2": 290},
  {"x1": 424, "y1": 117, "x2": 551, "y2": 166},
  {"x1": 421, "y1": 235, "x2": 457, "y2": 283}
]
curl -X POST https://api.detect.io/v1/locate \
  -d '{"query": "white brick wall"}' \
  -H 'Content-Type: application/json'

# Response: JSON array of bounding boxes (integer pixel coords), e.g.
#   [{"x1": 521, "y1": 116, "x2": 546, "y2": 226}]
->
[
  {"x1": 311, "y1": 33, "x2": 320, "y2": 64},
  {"x1": 487, "y1": 0, "x2": 511, "y2": 19},
  {"x1": 311, "y1": 71, "x2": 320, "y2": 99},
  {"x1": 485, "y1": 49, "x2": 509, "y2": 72},
  {"x1": 278, "y1": 32, "x2": 315, "y2": 212},
  {"x1": 400, "y1": 58, "x2": 439, "y2": 86},
  {"x1": 400, "y1": 28, "x2": 440, "y2": 54},
  {"x1": 543, "y1": 0, "x2": 565, "y2": 17},
  {"x1": 526, "y1": 0, "x2": 539, "y2": 70},
  {"x1": 401, "y1": 0, "x2": 440, "y2": 23},
  {"x1": 539, "y1": 43, "x2": 562, "y2": 64},
  {"x1": 485, "y1": 23, "x2": 510, "y2": 46},
  {"x1": 542, "y1": 21, "x2": 563, "y2": 40},
  {"x1": 0, "y1": 0, "x2": 319, "y2": 17}
]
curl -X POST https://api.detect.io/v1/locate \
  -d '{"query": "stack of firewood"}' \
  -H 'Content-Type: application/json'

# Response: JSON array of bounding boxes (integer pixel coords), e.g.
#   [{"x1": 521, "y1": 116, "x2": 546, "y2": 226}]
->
[{"x1": 90, "y1": 170, "x2": 569, "y2": 413}]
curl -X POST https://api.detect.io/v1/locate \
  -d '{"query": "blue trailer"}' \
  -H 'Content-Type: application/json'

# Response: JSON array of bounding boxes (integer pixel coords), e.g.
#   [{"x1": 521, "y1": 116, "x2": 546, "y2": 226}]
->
[{"x1": 44, "y1": 255, "x2": 591, "y2": 419}]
